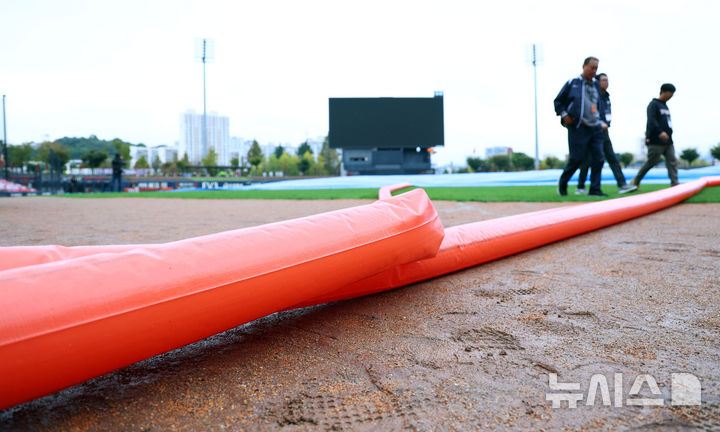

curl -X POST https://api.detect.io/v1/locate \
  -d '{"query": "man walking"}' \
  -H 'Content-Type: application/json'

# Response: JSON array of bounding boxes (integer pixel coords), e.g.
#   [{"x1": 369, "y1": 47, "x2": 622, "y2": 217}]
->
[
  {"x1": 632, "y1": 83, "x2": 678, "y2": 187},
  {"x1": 111, "y1": 153, "x2": 125, "y2": 192},
  {"x1": 575, "y1": 73, "x2": 637, "y2": 195},
  {"x1": 554, "y1": 57, "x2": 607, "y2": 197}
]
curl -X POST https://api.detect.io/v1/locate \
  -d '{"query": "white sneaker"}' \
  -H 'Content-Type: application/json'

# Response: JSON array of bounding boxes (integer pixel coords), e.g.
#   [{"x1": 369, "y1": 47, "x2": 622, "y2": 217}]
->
[
  {"x1": 574, "y1": 188, "x2": 589, "y2": 195},
  {"x1": 618, "y1": 184, "x2": 638, "y2": 194}
]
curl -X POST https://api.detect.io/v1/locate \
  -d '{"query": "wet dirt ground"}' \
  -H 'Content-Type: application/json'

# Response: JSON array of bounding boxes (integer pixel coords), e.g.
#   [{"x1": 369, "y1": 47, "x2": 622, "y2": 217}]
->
[{"x1": 1, "y1": 197, "x2": 718, "y2": 431}]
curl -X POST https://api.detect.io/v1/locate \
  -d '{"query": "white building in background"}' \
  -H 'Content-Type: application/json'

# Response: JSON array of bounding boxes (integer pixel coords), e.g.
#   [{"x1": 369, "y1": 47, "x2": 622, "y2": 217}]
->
[
  {"x1": 229, "y1": 137, "x2": 247, "y2": 163},
  {"x1": 306, "y1": 136, "x2": 325, "y2": 156},
  {"x1": 262, "y1": 142, "x2": 278, "y2": 159},
  {"x1": 129, "y1": 144, "x2": 177, "y2": 168},
  {"x1": 129, "y1": 144, "x2": 149, "y2": 167},
  {"x1": 179, "y1": 110, "x2": 230, "y2": 165},
  {"x1": 485, "y1": 146, "x2": 513, "y2": 158},
  {"x1": 148, "y1": 145, "x2": 178, "y2": 165}
]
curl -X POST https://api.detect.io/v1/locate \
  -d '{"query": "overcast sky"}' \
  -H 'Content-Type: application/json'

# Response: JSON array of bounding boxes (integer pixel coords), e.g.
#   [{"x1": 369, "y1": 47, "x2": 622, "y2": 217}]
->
[{"x1": 2, "y1": 0, "x2": 718, "y2": 166}]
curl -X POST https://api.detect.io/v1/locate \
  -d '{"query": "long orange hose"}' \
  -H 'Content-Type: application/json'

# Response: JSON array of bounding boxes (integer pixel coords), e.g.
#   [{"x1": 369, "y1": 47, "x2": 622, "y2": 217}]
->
[
  {"x1": 0, "y1": 189, "x2": 443, "y2": 410},
  {"x1": 1, "y1": 177, "x2": 717, "y2": 410},
  {"x1": 291, "y1": 176, "x2": 720, "y2": 307}
]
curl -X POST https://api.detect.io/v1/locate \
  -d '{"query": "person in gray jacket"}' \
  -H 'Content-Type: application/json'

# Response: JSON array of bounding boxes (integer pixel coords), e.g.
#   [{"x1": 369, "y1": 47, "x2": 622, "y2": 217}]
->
[
  {"x1": 576, "y1": 73, "x2": 637, "y2": 195},
  {"x1": 632, "y1": 83, "x2": 678, "y2": 187}
]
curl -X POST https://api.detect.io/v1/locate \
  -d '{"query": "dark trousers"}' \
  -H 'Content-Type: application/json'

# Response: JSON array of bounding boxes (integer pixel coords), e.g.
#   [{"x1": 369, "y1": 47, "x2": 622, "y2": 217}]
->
[
  {"x1": 112, "y1": 176, "x2": 122, "y2": 192},
  {"x1": 578, "y1": 130, "x2": 627, "y2": 188},
  {"x1": 633, "y1": 144, "x2": 679, "y2": 186},
  {"x1": 559, "y1": 124, "x2": 604, "y2": 193}
]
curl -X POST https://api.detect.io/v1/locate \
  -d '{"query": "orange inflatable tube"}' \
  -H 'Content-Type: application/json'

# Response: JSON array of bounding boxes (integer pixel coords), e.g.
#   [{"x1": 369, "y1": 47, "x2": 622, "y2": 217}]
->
[
  {"x1": 0, "y1": 188, "x2": 444, "y2": 410},
  {"x1": 0, "y1": 184, "x2": 421, "y2": 272},
  {"x1": 1, "y1": 177, "x2": 717, "y2": 410},
  {"x1": 292, "y1": 176, "x2": 720, "y2": 307}
]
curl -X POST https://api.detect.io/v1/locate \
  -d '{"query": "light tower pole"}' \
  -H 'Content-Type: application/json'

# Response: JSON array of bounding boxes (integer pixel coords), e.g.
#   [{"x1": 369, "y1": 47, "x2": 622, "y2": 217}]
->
[
  {"x1": 195, "y1": 38, "x2": 214, "y2": 160},
  {"x1": 201, "y1": 39, "x2": 208, "y2": 159},
  {"x1": 2, "y1": 95, "x2": 8, "y2": 180},
  {"x1": 531, "y1": 44, "x2": 541, "y2": 170}
]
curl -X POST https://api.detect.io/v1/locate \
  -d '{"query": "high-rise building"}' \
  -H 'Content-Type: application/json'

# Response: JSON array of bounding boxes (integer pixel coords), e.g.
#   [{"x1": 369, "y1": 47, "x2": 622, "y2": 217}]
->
[{"x1": 179, "y1": 110, "x2": 230, "y2": 165}]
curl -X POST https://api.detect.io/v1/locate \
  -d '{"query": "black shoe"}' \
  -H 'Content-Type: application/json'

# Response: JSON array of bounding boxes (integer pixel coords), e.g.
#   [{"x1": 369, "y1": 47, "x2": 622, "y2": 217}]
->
[
  {"x1": 557, "y1": 183, "x2": 568, "y2": 196},
  {"x1": 588, "y1": 190, "x2": 608, "y2": 197}
]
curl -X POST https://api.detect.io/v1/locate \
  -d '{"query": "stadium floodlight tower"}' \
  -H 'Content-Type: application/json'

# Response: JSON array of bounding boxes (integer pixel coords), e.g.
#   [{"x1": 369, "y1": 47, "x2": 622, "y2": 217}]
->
[
  {"x1": 527, "y1": 43, "x2": 544, "y2": 170},
  {"x1": 195, "y1": 38, "x2": 215, "y2": 159}
]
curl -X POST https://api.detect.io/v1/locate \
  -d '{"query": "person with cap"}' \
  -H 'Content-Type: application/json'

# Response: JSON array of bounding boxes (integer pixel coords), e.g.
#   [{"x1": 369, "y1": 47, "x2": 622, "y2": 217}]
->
[{"x1": 631, "y1": 83, "x2": 678, "y2": 187}]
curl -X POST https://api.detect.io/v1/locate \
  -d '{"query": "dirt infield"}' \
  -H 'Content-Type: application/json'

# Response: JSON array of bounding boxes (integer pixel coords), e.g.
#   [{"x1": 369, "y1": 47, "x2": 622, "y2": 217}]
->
[{"x1": 1, "y1": 196, "x2": 719, "y2": 431}]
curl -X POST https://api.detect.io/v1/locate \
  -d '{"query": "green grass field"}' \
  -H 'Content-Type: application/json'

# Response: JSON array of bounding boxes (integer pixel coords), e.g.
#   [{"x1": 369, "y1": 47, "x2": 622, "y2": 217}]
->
[{"x1": 65, "y1": 184, "x2": 720, "y2": 203}]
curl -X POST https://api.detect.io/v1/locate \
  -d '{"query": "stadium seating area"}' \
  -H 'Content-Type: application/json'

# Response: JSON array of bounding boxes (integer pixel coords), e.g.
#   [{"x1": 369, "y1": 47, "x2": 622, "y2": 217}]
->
[{"x1": 0, "y1": 179, "x2": 35, "y2": 194}]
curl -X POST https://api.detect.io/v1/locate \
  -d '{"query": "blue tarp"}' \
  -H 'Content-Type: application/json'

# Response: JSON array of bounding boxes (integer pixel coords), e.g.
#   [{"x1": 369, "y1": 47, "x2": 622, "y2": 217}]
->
[{"x1": 175, "y1": 165, "x2": 720, "y2": 191}]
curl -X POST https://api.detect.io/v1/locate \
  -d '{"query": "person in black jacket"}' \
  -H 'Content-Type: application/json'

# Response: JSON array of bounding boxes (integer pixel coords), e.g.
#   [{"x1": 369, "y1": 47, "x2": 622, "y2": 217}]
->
[
  {"x1": 631, "y1": 83, "x2": 678, "y2": 187},
  {"x1": 554, "y1": 56, "x2": 607, "y2": 197},
  {"x1": 575, "y1": 73, "x2": 637, "y2": 195},
  {"x1": 111, "y1": 153, "x2": 125, "y2": 192}
]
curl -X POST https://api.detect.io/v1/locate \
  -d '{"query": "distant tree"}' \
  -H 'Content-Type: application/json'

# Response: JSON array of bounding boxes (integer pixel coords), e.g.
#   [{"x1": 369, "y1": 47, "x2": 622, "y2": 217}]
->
[
  {"x1": 110, "y1": 138, "x2": 131, "y2": 160},
  {"x1": 310, "y1": 154, "x2": 328, "y2": 176},
  {"x1": 619, "y1": 152, "x2": 634, "y2": 168},
  {"x1": 296, "y1": 141, "x2": 313, "y2": 157},
  {"x1": 37, "y1": 141, "x2": 71, "y2": 169},
  {"x1": 55, "y1": 135, "x2": 130, "y2": 160},
  {"x1": 510, "y1": 152, "x2": 535, "y2": 171},
  {"x1": 231, "y1": 156, "x2": 239, "y2": 168},
  {"x1": 466, "y1": 157, "x2": 484, "y2": 172},
  {"x1": 202, "y1": 147, "x2": 219, "y2": 176},
  {"x1": 202, "y1": 147, "x2": 218, "y2": 166},
  {"x1": 176, "y1": 152, "x2": 189, "y2": 173},
  {"x1": 319, "y1": 137, "x2": 340, "y2": 175},
  {"x1": 152, "y1": 155, "x2": 162, "y2": 174},
  {"x1": 134, "y1": 155, "x2": 150, "y2": 169},
  {"x1": 7, "y1": 142, "x2": 35, "y2": 170},
  {"x1": 680, "y1": 148, "x2": 699, "y2": 166},
  {"x1": 279, "y1": 152, "x2": 299, "y2": 176},
  {"x1": 540, "y1": 156, "x2": 563, "y2": 170},
  {"x1": 247, "y1": 140, "x2": 264, "y2": 168},
  {"x1": 266, "y1": 154, "x2": 281, "y2": 175},
  {"x1": 81, "y1": 150, "x2": 108, "y2": 174},
  {"x1": 249, "y1": 160, "x2": 266, "y2": 176},
  {"x1": 489, "y1": 154, "x2": 510, "y2": 172},
  {"x1": 710, "y1": 143, "x2": 720, "y2": 162},
  {"x1": 298, "y1": 151, "x2": 312, "y2": 175},
  {"x1": 273, "y1": 145, "x2": 285, "y2": 159}
]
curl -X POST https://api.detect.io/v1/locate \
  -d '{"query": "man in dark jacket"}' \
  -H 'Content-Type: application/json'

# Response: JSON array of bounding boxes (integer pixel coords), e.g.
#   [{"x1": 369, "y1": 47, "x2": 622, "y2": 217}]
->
[
  {"x1": 554, "y1": 56, "x2": 607, "y2": 196},
  {"x1": 631, "y1": 83, "x2": 678, "y2": 187},
  {"x1": 111, "y1": 153, "x2": 125, "y2": 192},
  {"x1": 576, "y1": 73, "x2": 637, "y2": 194}
]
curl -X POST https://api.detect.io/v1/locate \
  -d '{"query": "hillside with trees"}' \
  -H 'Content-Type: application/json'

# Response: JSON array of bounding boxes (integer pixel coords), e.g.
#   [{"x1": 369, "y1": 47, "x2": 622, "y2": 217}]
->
[{"x1": 6, "y1": 135, "x2": 135, "y2": 172}]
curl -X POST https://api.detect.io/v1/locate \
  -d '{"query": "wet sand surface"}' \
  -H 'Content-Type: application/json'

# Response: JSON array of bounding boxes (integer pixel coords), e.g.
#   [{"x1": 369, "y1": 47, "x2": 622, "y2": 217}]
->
[{"x1": 1, "y1": 197, "x2": 719, "y2": 431}]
